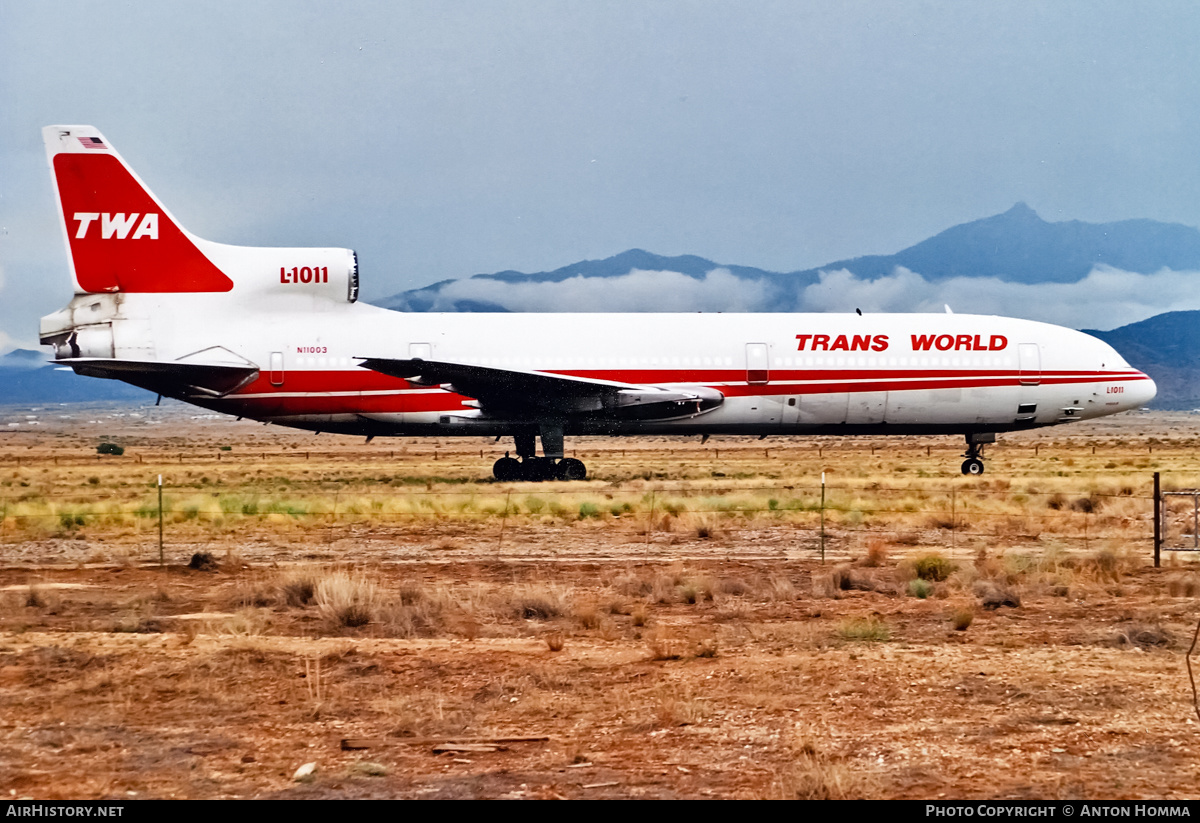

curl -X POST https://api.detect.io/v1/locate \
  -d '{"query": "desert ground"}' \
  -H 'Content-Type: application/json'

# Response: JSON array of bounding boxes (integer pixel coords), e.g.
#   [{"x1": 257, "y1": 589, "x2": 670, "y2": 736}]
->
[{"x1": 2, "y1": 401, "x2": 1200, "y2": 799}]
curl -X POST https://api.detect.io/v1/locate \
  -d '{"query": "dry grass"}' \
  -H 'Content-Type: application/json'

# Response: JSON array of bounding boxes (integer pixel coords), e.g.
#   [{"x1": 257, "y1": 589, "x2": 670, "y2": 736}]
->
[
  {"x1": 836, "y1": 616, "x2": 891, "y2": 642},
  {"x1": 646, "y1": 627, "x2": 686, "y2": 661},
  {"x1": 315, "y1": 571, "x2": 382, "y2": 629},
  {"x1": 1167, "y1": 574, "x2": 1200, "y2": 597},
  {"x1": 771, "y1": 741, "x2": 878, "y2": 800},
  {"x1": 1110, "y1": 617, "x2": 1173, "y2": 648},
  {"x1": 279, "y1": 566, "x2": 320, "y2": 607},
  {"x1": 652, "y1": 684, "x2": 703, "y2": 727}
]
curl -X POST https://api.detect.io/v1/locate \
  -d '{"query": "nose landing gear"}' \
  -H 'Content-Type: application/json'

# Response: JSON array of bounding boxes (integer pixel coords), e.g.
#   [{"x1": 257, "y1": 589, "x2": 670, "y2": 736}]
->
[{"x1": 960, "y1": 433, "x2": 994, "y2": 475}]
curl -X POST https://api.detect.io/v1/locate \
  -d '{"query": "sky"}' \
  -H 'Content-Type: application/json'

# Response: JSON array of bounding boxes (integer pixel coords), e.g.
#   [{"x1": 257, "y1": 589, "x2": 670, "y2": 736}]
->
[{"x1": 3, "y1": 1, "x2": 1200, "y2": 350}]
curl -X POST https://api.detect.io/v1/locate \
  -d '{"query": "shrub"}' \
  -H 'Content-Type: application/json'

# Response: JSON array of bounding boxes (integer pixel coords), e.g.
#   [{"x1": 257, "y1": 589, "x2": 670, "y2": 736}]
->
[
  {"x1": 694, "y1": 636, "x2": 719, "y2": 658},
  {"x1": 352, "y1": 761, "x2": 388, "y2": 777},
  {"x1": 1111, "y1": 620, "x2": 1171, "y2": 648},
  {"x1": 316, "y1": 572, "x2": 381, "y2": 628},
  {"x1": 280, "y1": 569, "x2": 319, "y2": 607},
  {"x1": 836, "y1": 616, "x2": 890, "y2": 642},
  {"x1": 951, "y1": 607, "x2": 974, "y2": 631},
  {"x1": 907, "y1": 578, "x2": 933, "y2": 599},
  {"x1": 773, "y1": 745, "x2": 875, "y2": 800},
  {"x1": 913, "y1": 553, "x2": 956, "y2": 582},
  {"x1": 510, "y1": 585, "x2": 568, "y2": 620},
  {"x1": 974, "y1": 580, "x2": 1021, "y2": 610},
  {"x1": 97, "y1": 442, "x2": 124, "y2": 456},
  {"x1": 863, "y1": 539, "x2": 889, "y2": 568},
  {"x1": 1167, "y1": 574, "x2": 1200, "y2": 597},
  {"x1": 631, "y1": 604, "x2": 648, "y2": 627}
]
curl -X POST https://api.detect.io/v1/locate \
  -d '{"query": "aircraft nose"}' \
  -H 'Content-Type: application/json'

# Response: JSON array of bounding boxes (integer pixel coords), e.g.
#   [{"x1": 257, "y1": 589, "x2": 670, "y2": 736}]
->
[{"x1": 1125, "y1": 373, "x2": 1157, "y2": 410}]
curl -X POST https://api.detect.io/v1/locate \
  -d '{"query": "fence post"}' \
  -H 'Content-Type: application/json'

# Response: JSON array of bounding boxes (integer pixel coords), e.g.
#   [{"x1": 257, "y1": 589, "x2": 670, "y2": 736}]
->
[
  {"x1": 1154, "y1": 472, "x2": 1161, "y2": 568},
  {"x1": 646, "y1": 490, "x2": 656, "y2": 547},
  {"x1": 819, "y1": 472, "x2": 826, "y2": 564},
  {"x1": 328, "y1": 489, "x2": 340, "y2": 547},
  {"x1": 951, "y1": 487, "x2": 956, "y2": 553},
  {"x1": 157, "y1": 474, "x2": 164, "y2": 569},
  {"x1": 497, "y1": 490, "x2": 510, "y2": 553}
]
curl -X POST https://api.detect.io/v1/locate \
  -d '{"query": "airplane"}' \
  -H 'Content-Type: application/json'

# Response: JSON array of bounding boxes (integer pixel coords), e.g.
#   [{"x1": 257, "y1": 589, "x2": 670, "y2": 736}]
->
[{"x1": 37, "y1": 125, "x2": 1157, "y2": 481}]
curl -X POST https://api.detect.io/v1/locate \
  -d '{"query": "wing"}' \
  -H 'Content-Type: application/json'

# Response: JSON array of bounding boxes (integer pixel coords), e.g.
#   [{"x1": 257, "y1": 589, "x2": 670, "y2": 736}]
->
[{"x1": 357, "y1": 357, "x2": 724, "y2": 420}]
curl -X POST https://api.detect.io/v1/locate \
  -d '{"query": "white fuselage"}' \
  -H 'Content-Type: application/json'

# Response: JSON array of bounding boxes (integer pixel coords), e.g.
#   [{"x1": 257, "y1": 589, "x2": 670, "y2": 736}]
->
[{"x1": 44, "y1": 291, "x2": 1155, "y2": 438}]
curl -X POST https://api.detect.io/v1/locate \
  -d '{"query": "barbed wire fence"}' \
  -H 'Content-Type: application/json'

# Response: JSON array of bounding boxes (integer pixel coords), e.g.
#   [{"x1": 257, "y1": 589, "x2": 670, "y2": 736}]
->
[{"x1": 0, "y1": 471, "x2": 1167, "y2": 566}]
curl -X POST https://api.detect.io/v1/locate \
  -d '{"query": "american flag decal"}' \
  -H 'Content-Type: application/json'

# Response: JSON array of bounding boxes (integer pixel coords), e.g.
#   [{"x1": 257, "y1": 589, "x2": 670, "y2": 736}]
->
[{"x1": 77, "y1": 136, "x2": 106, "y2": 150}]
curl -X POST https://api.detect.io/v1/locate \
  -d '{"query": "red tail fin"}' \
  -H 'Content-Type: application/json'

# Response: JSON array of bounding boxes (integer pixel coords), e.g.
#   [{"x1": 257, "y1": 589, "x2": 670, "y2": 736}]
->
[{"x1": 45, "y1": 126, "x2": 233, "y2": 294}]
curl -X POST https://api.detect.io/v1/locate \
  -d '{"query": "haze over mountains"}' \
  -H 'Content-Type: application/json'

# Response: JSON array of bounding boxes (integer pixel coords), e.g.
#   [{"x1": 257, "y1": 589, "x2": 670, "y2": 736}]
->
[{"x1": 6, "y1": 204, "x2": 1200, "y2": 408}]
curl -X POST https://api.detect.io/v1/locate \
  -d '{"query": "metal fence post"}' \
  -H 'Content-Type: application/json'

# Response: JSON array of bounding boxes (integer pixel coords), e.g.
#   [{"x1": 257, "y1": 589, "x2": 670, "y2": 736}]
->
[
  {"x1": 1154, "y1": 472, "x2": 1161, "y2": 568},
  {"x1": 820, "y1": 472, "x2": 826, "y2": 564},
  {"x1": 158, "y1": 474, "x2": 164, "y2": 569}
]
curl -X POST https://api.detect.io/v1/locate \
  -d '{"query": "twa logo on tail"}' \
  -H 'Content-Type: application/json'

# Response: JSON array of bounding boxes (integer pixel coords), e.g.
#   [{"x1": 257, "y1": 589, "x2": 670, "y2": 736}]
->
[
  {"x1": 46, "y1": 129, "x2": 233, "y2": 294},
  {"x1": 73, "y1": 212, "x2": 159, "y2": 240}
]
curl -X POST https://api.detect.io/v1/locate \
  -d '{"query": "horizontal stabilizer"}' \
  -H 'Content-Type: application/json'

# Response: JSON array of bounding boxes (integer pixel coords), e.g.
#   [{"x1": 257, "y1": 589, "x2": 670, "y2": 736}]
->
[
  {"x1": 58, "y1": 357, "x2": 259, "y2": 398},
  {"x1": 357, "y1": 357, "x2": 723, "y2": 420}
]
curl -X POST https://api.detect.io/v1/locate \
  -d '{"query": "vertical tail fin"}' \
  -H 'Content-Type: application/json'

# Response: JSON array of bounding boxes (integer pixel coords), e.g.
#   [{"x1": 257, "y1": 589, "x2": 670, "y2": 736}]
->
[{"x1": 43, "y1": 126, "x2": 233, "y2": 294}]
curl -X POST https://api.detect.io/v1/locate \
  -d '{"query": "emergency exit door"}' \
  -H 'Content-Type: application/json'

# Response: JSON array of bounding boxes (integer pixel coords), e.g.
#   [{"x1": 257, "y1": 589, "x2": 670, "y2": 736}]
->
[{"x1": 746, "y1": 343, "x2": 769, "y2": 384}]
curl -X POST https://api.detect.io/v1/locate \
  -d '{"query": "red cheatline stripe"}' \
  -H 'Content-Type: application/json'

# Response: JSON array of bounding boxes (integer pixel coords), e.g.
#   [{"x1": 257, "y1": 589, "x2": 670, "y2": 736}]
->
[
  {"x1": 218, "y1": 369, "x2": 1151, "y2": 416},
  {"x1": 235, "y1": 366, "x2": 1147, "y2": 396}
]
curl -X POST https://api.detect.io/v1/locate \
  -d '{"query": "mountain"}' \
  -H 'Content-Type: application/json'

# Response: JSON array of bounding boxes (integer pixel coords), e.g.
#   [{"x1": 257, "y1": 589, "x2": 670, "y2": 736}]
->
[
  {"x1": 802, "y1": 203, "x2": 1200, "y2": 285},
  {"x1": 387, "y1": 249, "x2": 780, "y2": 312},
  {"x1": 1085, "y1": 312, "x2": 1200, "y2": 410},
  {"x1": 0, "y1": 349, "x2": 153, "y2": 405},
  {"x1": 381, "y1": 204, "x2": 1200, "y2": 311},
  {"x1": 2, "y1": 348, "x2": 47, "y2": 367}
]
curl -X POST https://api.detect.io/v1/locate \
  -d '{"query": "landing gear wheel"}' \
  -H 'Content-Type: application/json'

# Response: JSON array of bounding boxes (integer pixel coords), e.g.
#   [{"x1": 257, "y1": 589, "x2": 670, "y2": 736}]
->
[
  {"x1": 493, "y1": 456, "x2": 522, "y2": 482},
  {"x1": 555, "y1": 457, "x2": 587, "y2": 482},
  {"x1": 961, "y1": 457, "x2": 985, "y2": 476},
  {"x1": 522, "y1": 457, "x2": 557, "y2": 482}
]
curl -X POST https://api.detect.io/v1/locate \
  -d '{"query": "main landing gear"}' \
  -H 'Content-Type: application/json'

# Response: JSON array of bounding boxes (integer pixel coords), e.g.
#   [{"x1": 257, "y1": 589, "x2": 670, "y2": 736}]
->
[
  {"x1": 960, "y1": 432, "x2": 995, "y2": 476},
  {"x1": 492, "y1": 453, "x2": 587, "y2": 482},
  {"x1": 492, "y1": 429, "x2": 588, "y2": 482}
]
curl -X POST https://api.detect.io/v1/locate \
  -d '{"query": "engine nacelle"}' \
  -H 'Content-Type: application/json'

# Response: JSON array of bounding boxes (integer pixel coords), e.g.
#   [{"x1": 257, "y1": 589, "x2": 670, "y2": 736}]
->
[
  {"x1": 199, "y1": 244, "x2": 360, "y2": 305},
  {"x1": 274, "y1": 249, "x2": 359, "y2": 303}
]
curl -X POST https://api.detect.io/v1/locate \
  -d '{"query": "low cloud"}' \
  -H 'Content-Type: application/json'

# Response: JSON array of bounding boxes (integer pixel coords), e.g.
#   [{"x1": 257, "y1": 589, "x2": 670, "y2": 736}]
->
[
  {"x1": 418, "y1": 264, "x2": 1200, "y2": 331},
  {"x1": 801, "y1": 266, "x2": 1200, "y2": 330},
  {"x1": 428, "y1": 267, "x2": 770, "y2": 313}
]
